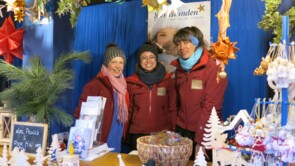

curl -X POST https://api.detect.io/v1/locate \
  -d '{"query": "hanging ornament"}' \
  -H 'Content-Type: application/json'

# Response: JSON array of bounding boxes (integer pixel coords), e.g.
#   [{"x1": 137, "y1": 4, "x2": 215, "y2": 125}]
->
[
  {"x1": 142, "y1": 0, "x2": 167, "y2": 12},
  {"x1": 3, "y1": 0, "x2": 26, "y2": 22},
  {"x1": 3, "y1": 0, "x2": 16, "y2": 12},
  {"x1": 0, "y1": 5, "x2": 5, "y2": 18},
  {"x1": 209, "y1": 0, "x2": 239, "y2": 82},
  {"x1": 165, "y1": 0, "x2": 184, "y2": 17},
  {"x1": 254, "y1": 56, "x2": 272, "y2": 76},
  {"x1": 0, "y1": 16, "x2": 24, "y2": 63}
]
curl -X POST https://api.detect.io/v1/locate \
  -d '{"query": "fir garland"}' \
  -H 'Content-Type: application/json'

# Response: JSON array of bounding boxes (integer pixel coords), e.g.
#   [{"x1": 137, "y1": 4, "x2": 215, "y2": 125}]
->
[
  {"x1": 56, "y1": 0, "x2": 89, "y2": 28},
  {"x1": 258, "y1": 0, "x2": 295, "y2": 43}
]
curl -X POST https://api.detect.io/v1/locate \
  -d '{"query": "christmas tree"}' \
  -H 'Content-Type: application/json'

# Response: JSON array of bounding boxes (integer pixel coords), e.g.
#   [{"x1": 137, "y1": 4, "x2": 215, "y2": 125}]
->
[{"x1": 194, "y1": 148, "x2": 207, "y2": 166}]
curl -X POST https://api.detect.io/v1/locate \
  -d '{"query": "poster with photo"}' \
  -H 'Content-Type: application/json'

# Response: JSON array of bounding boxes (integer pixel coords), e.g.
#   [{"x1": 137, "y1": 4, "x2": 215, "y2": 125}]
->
[{"x1": 148, "y1": 1, "x2": 211, "y2": 74}]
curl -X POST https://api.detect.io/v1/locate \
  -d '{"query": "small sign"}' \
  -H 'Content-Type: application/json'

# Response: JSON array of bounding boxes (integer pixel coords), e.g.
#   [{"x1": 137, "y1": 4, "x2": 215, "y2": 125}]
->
[{"x1": 10, "y1": 121, "x2": 48, "y2": 156}]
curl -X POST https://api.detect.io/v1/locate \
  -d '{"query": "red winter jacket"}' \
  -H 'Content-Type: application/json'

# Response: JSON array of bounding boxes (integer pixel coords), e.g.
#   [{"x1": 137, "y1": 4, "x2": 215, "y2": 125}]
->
[
  {"x1": 170, "y1": 48, "x2": 228, "y2": 144},
  {"x1": 74, "y1": 73, "x2": 129, "y2": 143},
  {"x1": 126, "y1": 73, "x2": 177, "y2": 134}
]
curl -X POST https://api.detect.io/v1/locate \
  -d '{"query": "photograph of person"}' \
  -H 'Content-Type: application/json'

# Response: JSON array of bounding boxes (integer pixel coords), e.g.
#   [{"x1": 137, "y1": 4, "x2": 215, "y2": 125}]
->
[{"x1": 149, "y1": 21, "x2": 180, "y2": 75}]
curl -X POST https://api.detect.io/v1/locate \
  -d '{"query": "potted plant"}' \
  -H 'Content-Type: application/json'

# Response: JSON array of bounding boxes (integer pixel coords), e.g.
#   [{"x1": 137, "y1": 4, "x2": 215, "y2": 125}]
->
[{"x1": 0, "y1": 51, "x2": 91, "y2": 127}]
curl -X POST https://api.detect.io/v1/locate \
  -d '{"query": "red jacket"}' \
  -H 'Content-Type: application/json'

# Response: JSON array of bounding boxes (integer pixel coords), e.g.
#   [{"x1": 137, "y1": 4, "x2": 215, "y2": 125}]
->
[
  {"x1": 74, "y1": 74, "x2": 129, "y2": 143},
  {"x1": 126, "y1": 73, "x2": 177, "y2": 134},
  {"x1": 171, "y1": 48, "x2": 228, "y2": 144}
]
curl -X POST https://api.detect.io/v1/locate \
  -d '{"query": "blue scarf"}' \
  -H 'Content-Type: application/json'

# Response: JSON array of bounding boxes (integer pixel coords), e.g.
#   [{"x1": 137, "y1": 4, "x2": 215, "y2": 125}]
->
[{"x1": 179, "y1": 47, "x2": 203, "y2": 72}]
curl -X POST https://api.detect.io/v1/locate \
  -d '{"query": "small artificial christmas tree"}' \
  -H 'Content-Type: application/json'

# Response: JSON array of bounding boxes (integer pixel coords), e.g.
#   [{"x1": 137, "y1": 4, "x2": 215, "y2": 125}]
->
[
  {"x1": 12, "y1": 150, "x2": 30, "y2": 166},
  {"x1": 194, "y1": 148, "x2": 207, "y2": 166},
  {"x1": 47, "y1": 134, "x2": 62, "y2": 165},
  {"x1": 8, "y1": 147, "x2": 19, "y2": 165},
  {"x1": 202, "y1": 107, "x2": 226, "y2": 149},
  {"x1": 1, "y1": 144, "x2": 8, "y2": 166},
  {"x1": 34, "y1": 147, "x2": 44, "y2": 166}
]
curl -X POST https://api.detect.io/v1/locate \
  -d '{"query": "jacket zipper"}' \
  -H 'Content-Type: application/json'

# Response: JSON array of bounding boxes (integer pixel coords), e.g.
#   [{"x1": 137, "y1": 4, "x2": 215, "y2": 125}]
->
[
  {"x1": 149, "y1": 89, "x2": 152, "y2": 132},
  {"x1": 185, "y1": 76, "x2": 188, "y2": 129}
]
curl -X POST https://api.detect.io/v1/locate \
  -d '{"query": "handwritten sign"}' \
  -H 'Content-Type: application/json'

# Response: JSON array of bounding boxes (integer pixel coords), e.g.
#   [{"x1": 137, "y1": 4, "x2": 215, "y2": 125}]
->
[{"x1": 10, "y1": 121, "x2": 48, "y2": 156}]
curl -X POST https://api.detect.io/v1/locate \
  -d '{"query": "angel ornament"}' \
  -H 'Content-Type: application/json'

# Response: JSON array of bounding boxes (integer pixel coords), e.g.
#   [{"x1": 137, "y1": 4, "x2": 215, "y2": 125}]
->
[{"x1": 251, "y1": 129, "x2": 266, "y2": 164}]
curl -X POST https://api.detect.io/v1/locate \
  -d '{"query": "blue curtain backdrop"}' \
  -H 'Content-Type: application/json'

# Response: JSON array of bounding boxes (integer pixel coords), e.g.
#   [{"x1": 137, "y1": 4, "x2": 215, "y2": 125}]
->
[
  {"x1": 73, "y1": 1, "x2": 147, "y2": 111},
  {"x1": 73, "y1": 0, "x2": 272, "y2": 120}
]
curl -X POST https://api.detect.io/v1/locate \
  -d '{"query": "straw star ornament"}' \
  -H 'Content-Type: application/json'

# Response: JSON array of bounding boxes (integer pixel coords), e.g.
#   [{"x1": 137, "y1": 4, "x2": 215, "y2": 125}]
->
[
  {"x1": 142, "y1": 0, "x2": 167, "y2": 12},
  {"x1": 209, "y1": 0, "x2": 239, "y2": 81}
]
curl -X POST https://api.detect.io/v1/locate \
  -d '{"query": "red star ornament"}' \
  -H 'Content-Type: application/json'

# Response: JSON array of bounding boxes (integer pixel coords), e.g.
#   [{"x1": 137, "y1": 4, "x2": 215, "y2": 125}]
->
[{"x1": 0, "y1": 16, "x2": 24, "y2": 64}]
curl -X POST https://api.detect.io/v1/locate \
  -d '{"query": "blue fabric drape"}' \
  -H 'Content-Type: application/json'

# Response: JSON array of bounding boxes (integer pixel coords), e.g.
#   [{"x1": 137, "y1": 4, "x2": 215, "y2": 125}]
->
[
  {"x1": 210, "y1": 0, "x2": 272, "y2": 119},
  {"x1": 73, "y1": 0, "x2": 272, "y2": 120},
  {"x1": 73, "y1": 1, "x2": 147, "y2": 110}
]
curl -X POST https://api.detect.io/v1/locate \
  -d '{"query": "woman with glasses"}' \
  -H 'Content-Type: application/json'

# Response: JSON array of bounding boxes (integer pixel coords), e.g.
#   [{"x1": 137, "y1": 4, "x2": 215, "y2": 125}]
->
[{"x1": 126, "y1": 42, "x2": 177, "y2": 150}]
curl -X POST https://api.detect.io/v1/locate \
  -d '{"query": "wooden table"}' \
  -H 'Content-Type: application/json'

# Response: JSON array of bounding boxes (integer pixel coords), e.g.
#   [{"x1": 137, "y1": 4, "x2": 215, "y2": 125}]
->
[
  {"x1": 80, "y1": 152, "x2": 195, "y2": 166},
  {"x1": 0, "y1": 145, "x2": 201, "y2": 166}
]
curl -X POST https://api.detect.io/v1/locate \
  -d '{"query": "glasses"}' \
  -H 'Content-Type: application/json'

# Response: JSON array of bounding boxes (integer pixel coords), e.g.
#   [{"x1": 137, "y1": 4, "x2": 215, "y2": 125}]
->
[{"x1": 140, "y1": 56, "x2": 156, "y2": 61}]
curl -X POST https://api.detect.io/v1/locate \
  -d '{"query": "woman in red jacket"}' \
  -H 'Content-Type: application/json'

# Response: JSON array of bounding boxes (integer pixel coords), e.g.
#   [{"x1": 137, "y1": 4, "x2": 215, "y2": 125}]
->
[
  {"x1": 171, "y1": 27, "x2": 228, "y2": 160},
  {"x1": 126, "y1": 42, "x2": 177, "y2": 150},
  {"x1": 74, "y1": 44, "x2": 128, "y2": 152}
]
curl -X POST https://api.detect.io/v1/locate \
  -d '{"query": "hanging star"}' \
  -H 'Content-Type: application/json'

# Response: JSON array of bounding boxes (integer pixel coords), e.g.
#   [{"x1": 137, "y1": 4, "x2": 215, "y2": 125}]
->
[
  {"x1": 198, "y1": 4, "x2": 205, "y2": 12},
  {"x1": 210, "y1": 37, "x2": 239, "y2": 65},
  {"x1": 165, "y1": 0, "x2": 184, "y2": 17},
  {"x1": 3, "y1": 0, "x2": 16, "y2": 12},
  {"x1": 0, "y1": 16, "x2": 24, "y2": 64},
  {"x1": 216, "y1": 0, "x2": 232, "y2": 39},
  {"x1": 209, "y1": 0, "x2": 237, "y2": 80},
  {"x1": 157, "y1": 3, "x2": 167, "y2": 18},
  {"x1": 0, "y1": 5, "x2": 5, "y2": 18},
  {"x1": 142, "y1": 0, "x2": 167, "y2": 12}
]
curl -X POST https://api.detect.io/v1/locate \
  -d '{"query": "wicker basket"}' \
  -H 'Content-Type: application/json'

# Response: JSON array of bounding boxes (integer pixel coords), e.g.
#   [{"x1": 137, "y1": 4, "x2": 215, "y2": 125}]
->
[{"x1": 137, "y1": 136, "x2": 193, "y2": 166}]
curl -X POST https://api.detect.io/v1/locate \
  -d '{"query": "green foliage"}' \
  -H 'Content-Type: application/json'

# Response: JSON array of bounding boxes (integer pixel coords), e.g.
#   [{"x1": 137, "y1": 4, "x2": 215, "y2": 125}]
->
[
  {"x1": 258, "y1": 0, "x2": 295, "y2": 43},
  {"x1": 56, "y1": 0, "x2": 88, "y2": 28},
  {"x1": 0, "y1": 51, "x2": 91, "y2": 127}
]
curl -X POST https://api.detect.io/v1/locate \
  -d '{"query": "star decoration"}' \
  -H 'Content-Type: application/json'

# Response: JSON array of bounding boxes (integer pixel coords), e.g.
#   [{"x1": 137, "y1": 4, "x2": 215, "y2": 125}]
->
[
  {"x1": 14, "y1": 9, "x2": 25, "y2": 22},
  {"x1": 210, "y1": 0, "x2": 236, "y2": 81},
  {"x1": 165, "y1": 0, "x2": 184, "y2": 17},
  {"x1": 0, "y1": 16, "x2": 24, "y2": 64},
  {"x1": 142, "y1": 0, "x2": 167, "y2": 12},
  {"x1": 157, "y1": 4, "x2": 167, "y2": 18},
  {"x1": 198, "y1": 4, "x2": 205, "y2": 12},
  {"x1": 3, "y1": 0, "x2": 16, "y2": 12},
  {"x1": 0, "y1": 5, "x2": 5, "y2": 18},
  {"x1": 210, "y1": 37, "x2": 239, "y2": 65},
  {"x1": 216, "y1": 0, "x2": 232, "y2": 39}
]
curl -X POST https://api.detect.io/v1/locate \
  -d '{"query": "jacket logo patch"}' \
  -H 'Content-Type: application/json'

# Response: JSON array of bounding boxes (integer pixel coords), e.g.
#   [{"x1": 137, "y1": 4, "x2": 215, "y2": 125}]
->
[
  {"x1": 192, "y1": 80, "x2": 202, "y2": 89},
  {"x1": 157, "y1": 87, "x2": 166, "y2": 96}
]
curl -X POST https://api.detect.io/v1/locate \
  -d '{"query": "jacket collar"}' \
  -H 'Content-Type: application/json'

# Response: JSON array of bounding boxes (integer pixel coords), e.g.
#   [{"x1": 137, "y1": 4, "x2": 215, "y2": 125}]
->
[
  {"x1": 171, "y1": 47, "x2": 209, "y2": 72},
  {"x1": 96, "y1": 72, "x2": 113, "y2": 89},
  {"x1": 126, "y1": 72, "x2": 173, "y2": 85}
]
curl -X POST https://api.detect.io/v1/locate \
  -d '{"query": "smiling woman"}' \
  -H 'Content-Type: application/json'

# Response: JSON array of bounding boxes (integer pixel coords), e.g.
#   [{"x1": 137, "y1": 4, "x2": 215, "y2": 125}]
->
[
  {"x1": 74, "y1": 43, "x2": 129, "y2": 153},
  {"x1": 126, "y1": 42, "x2": 177, "y2": 151}
]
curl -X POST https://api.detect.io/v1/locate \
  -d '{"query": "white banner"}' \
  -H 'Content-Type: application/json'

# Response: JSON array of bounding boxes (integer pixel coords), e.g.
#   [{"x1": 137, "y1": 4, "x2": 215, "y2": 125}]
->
[
  {"x1": 148, "y1": 1, "x2": 211, "y2": 73},
  {"x1": 148, "y1": 1, "x2": 211, "y2": 44}
]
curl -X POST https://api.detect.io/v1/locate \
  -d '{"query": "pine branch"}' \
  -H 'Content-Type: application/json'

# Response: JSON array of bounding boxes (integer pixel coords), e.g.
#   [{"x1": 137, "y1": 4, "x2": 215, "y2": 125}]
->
[{"x1": 0, "y1": 52, "x2": 91, "y2": 127}]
